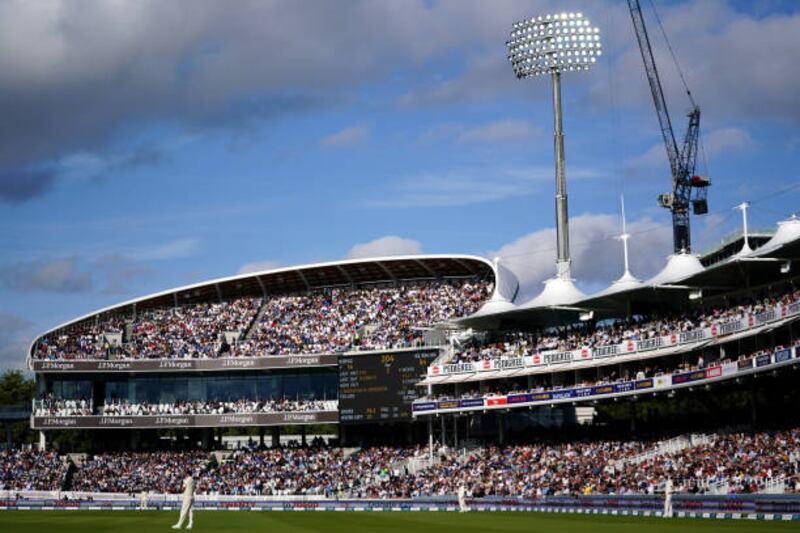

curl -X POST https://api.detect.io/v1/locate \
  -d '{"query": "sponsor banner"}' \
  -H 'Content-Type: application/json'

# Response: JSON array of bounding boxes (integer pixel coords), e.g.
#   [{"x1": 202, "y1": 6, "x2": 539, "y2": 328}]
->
[
  {"x1": 550, "y1": 389, "x2": 576, "y2": 400},
  {"x1": 574, "y1": 387, "x2": 593, "y2": 397},
  {"x1": 437, "y1": 400, "x2": 460, "y2": 410},
  {"x1": 705, "y1": 365, "x2": 723, "y2": 379},
  {"x1": 717, "y1": 319, "x2": 744, "y2": 336},
  {"x1": 507, "y1": 393, "x2": 532, "y2": 404},
  {"x1": 495, "y1": 358, "x2": 525, "y2": 371},
  {"x1": 442, "y1": 362, "x2": 474, "y2": 375},
  {"x1": 591, "y1": 384, "x2": 616, "y2": 396},
  {"x1": 486, "y1": 396, "x2": 507, "y2": 406},
  {"x1": 428, "y1": 365, "x2": 441, "y2": 376},
  {"x1": 679, "y1": 329, "x2": 706, "y2": 343},
  {"x1": 32, "y1": 355, "x2": 339, "y2": 373},
  {"x1": 755, "y1": 353, "x2": 772, "y2": 367},
  {"x1": 755, "y1": 310, "x2": 777, "y2": 325},
  {"x1": 789, "y1": 302, "x2": 800, "y2": 315},
  {"x1": 775, "y1": 348, "x2": 793, "y2": 363},
  {"x1": 458, "y1": 398, "x2": 485, "y2": 408},
  {"x1": 530, "y1": 354, "x2": 543, "y2": 365},
  {"x1": 721, "y1": 362, "x2": 739, "y2": 376},
  {"x1": 671, "y1": 370, "x2": 706, "y2": 385},
  {"x1": 529, "y1": 391, "x2": 552, "y2": 402},
  {"x1": 635, "y1": 379, "x2": 654, "y2": 390},
  {"x1": 636, "y1": 337, "x2": 663, "y2": 352},
  {"x1": 593, "y1": 345, "x2": 618, "y2": 358},
  {"x1": 478, "y1": 360, "x2": 493, "y2": 371},
  {"x1": 412, "y1": 402, "x2": 438, "y2": 412},
  {"x1": 654, "y1": 375, "x2": 670, "y2": 388},
  {"x1": 543, "y1": 351, "x2": 573, "y2": 365},
  {"x1": 31, "y1": 411, "x2": 338, "y2": 429},
  {"x1": 737, "y1": 358, "x2": 753, "y2": 370},
  {"x1": 614, "y1": 381, "x2": 634, "y2": 393}
]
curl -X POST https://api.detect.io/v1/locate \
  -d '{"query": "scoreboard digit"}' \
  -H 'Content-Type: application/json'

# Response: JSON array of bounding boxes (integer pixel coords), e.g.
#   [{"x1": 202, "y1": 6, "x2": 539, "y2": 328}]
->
[{"x1": 338, "y1": 349, "x2": 437, "y2": 423}]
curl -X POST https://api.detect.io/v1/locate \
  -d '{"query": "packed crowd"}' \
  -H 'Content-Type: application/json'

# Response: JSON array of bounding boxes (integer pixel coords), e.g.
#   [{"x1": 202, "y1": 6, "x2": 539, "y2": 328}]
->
[
  {"x1": 0, "y1": 449, "x2": 69, "y2": 491},
  {"x1": 98, "y1": 399, "x2": 338, "y2": 416},
  {"x1": 4, "y1": 429, "x2": 799, "y2": 496},
  {"x1": 32, "y1": 279, "x2": 490, "y2": 360},
  {"x1": 34, "y1": 397, "x2": 92, "y2": 416},
  {"x1": 453, "y1": 288, "x2": 800, "y2": 364},
  {"x1": 33, "y1": 398, "x2": 338, "y2": 417},
  {"x1": 230, "y1": 280, "x2": 489, "y2": 357}
]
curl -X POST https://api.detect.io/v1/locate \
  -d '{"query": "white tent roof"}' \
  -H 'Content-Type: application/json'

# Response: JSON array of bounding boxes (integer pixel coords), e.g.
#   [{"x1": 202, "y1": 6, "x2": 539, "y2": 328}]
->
[
  {"x1": 593, "y1": 270, "x2": 645, "y2": 297},
  {"x1": 645, "y1": 252, "x2": 705, "y2": 286},
  {"x1": 518, "y1": 276, "x2": 586, "y2": 309},
  {"x1": 752, "y1": 215, "x2": 800, "y2": 257}
]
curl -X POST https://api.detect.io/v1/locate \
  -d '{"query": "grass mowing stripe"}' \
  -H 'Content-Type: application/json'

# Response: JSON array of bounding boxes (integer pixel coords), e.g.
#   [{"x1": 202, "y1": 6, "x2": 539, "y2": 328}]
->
[{"x1": 1, "y1": 511, "x2": 799, "y2": 533}]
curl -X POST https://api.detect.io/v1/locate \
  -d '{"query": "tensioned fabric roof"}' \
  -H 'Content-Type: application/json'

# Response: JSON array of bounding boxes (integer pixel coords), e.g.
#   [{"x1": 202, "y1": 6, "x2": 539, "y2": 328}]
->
[{"x1": 458, "y1": 215, "x2": 800, "y2": 330}]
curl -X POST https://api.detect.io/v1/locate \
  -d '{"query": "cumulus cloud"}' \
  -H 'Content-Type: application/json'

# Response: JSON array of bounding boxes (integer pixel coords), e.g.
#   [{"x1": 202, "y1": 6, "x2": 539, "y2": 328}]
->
[
  {"x1": 456, "y1": 120, "x2": 540, "y2": 144},
  {"x1": 237, "y1": 260, "x2": 282, "y2": 275},
  {"x1": 493, "y1": 213, "x2": 672, "y2": 298},
  {"x1": 0, "y1": 0, "x2": 796, "y2": 202},
  {"x1": 347, "y1": 236, "x2": 423, "y2": 259},
  {"x1": 320, "y1": 125, "x2": 369, "y2": 148}
]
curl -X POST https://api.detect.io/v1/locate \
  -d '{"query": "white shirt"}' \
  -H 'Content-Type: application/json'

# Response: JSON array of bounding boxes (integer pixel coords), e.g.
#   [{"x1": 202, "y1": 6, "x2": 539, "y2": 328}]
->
[{"x1": 182, "y1": 476, "x2": 195, "y2": 502}]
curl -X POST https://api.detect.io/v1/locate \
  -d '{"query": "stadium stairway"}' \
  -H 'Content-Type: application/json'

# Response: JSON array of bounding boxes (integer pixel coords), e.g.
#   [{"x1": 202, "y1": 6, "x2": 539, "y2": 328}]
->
[
  {"x1": 627, "y1": 433, "x2": 716, "y2": 465},
  {"x1": 242, "y1": 299, "x2": 269, "y2": 341}
]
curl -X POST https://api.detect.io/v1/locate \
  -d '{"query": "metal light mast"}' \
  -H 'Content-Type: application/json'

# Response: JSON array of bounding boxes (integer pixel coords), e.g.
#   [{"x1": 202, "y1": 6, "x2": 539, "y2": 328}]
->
[{"x1": 507, "y1": 12, "x2": 602, "y2": 281}]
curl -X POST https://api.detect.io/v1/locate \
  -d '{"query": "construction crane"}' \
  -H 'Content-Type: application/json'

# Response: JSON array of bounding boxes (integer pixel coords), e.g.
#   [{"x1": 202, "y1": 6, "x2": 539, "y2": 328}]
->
[{"x1": 627, "y1": 0, "x2": 710, "y2": 253}]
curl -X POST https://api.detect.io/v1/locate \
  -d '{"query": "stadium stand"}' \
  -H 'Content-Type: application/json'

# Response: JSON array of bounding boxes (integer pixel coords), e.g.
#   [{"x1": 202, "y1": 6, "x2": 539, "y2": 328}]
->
[
  {"x1": 4, "y1": 427, "x2": 798, "y2": 496},
  {"x1": 31, "y1": 279, "x2": 490, "y2": 360}
]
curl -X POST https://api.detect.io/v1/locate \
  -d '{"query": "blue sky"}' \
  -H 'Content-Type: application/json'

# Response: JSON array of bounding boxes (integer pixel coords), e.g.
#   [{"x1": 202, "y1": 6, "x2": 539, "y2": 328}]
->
[{"x1": 1, "y1": 0, "x2": 799, "y2": 368}]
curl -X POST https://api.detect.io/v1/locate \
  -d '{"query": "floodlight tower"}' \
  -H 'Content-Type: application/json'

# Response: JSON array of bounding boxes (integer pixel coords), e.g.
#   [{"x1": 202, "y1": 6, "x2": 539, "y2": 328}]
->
[{"x1": 507, "y1": 12, "x2": 602, "y2": 282}]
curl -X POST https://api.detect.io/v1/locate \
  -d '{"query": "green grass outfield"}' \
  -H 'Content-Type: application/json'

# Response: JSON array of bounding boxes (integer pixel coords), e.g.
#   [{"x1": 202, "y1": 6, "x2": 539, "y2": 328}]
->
[{"x1": 1, "y1": 511, "x2": 799, "y2": 533}]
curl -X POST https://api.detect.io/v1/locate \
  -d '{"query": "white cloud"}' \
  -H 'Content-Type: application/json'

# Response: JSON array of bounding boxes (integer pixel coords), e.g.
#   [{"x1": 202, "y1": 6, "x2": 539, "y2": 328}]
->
[
  {"x1": 320, "y1": 125, "x2": 369, "y2": 148},
  {"x1": 493, "y1": 212, "x2": 672, "y2": 298},
  {"x1": 703, "y1": 127, "x2": 754, "y2": 158},
  {"x1": 456, "y1": 119, "x2": 539, "y2": 144},
  {"x1": 347, "y1": 236, "x2": 422, "y2": 259},
  {"x1": 130, "y1": 238, "x2": 201, "y2": 261},
  {"x1": 628, "y1": 127, "x2": 754, "y2": 170},
  {"x1": 369, "y1": 166, "x2": 601, "y2": 209},
  {"x1": 237, "y1": 259, "x2": 282, "y2": 275}
]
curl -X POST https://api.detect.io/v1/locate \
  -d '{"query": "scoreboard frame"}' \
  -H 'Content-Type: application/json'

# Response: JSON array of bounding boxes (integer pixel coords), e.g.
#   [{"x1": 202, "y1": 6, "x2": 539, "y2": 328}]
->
[{"x1": 338, "y1": 349, "x2": 438, "y2": 423}]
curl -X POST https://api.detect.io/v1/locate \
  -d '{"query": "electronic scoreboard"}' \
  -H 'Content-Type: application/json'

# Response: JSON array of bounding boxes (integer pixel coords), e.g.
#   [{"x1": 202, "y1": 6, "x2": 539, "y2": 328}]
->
[{"x1": 338, "y1": 349, "x2": 437, "y2": 423}]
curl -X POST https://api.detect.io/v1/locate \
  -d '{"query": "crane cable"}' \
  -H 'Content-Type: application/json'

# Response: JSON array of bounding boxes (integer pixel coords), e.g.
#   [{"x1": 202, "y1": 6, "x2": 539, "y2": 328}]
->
[{"x1": 648, "y1": 0, "x2": 696, "y2": 109}]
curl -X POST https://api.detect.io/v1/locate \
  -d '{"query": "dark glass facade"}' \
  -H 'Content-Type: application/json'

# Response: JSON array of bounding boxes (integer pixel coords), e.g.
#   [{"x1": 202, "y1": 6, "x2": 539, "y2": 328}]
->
[{"x1": 40, "y1": 369, "x2": 338, "y2": 404}]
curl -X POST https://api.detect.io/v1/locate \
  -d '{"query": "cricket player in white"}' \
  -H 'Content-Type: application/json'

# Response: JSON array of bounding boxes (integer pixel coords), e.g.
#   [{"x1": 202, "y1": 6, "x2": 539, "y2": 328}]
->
[
  {"x1": 457, "y1": 484, "x2": 469, "y2": 513},
  {"x1": 663, "y1": 478, "x2": 673, "y2": 518},
  {"x1": 172, "y1": 472, "x2": 195, "y2": 529}
]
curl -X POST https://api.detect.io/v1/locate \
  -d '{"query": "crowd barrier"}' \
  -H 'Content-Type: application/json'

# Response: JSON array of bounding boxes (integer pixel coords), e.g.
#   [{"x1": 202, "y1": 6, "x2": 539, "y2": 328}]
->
[{"x1": 2, "y1": 491, "x2": 800, "y2": 520}]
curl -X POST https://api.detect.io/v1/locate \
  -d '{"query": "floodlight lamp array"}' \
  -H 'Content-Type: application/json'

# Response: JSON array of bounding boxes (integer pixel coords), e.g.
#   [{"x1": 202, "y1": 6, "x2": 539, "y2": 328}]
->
[{"x1": 507, "y1": 12, "x2": 602, "y2": 78}]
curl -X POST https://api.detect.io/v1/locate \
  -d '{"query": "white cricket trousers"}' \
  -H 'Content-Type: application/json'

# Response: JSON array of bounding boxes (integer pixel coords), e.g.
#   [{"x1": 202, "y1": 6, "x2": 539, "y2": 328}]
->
[
  {"x1": 663, "y1": 496, "x2": 673, "y2": 518},
  {"x1": 175, "y1": 499, "x2": 194, "y2": 528}
]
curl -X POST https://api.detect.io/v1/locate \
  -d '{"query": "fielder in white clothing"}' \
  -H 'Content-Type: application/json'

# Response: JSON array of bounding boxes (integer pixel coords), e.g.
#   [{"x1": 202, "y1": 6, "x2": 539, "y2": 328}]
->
[
  {"x1": 172, "y1": 473, "x2": 195, "y2": 529},
  {"x1": 457, "y1": 484, "x2": 469, "y2": 513},
  {"x1": 663, "y1": 478, "x2": 673, "y2": 518}
]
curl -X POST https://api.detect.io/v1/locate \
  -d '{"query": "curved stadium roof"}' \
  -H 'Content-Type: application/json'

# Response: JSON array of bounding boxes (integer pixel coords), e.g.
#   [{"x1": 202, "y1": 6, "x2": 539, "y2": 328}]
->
[{"x1": 31, "y1": 254, "x2": 511, "y2": 348}]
